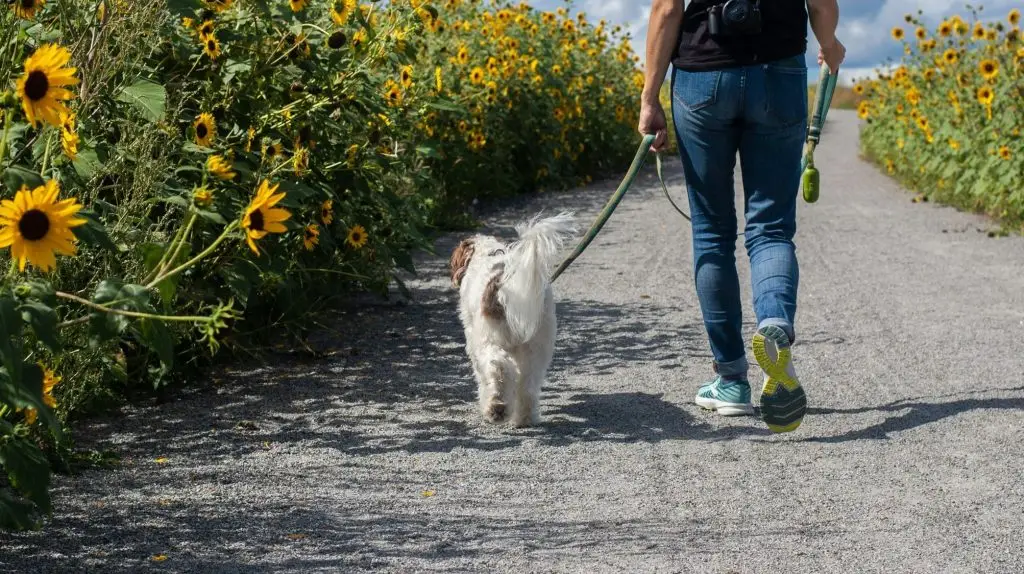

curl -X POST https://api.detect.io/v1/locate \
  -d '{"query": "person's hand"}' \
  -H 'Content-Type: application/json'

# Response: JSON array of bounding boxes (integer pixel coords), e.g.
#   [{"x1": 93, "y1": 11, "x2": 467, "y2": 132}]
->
[
  {"x1": 638, "y1": 97, "x2": 668, "y2": 153},
  {"x1": 817, "y1": 37, "x2": 846, "y2": 74}
]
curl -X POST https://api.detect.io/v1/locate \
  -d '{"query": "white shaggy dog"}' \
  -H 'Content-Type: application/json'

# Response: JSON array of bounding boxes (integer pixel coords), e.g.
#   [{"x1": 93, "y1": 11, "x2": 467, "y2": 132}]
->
[{"x1": 448, "y1": 212, "x2": 577, "y2": 427}]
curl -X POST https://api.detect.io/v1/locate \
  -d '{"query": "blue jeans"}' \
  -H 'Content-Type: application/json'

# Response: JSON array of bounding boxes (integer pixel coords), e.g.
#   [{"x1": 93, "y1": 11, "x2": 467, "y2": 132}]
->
[{"x1": 670, "y1": 55, "x2": 808, "y2": 381}]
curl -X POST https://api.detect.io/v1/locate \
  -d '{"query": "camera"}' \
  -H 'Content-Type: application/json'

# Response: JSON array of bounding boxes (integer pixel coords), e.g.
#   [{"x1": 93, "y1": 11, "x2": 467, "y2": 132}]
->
[{"x1": 707, "y1": 0, "x2": 762, "y2": 37}]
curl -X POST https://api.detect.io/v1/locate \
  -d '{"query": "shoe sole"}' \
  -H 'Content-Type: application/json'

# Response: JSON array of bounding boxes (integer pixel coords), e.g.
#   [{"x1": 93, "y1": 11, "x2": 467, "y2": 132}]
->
[
  {"x1": 695, "y1": 396, "x2": 755, "y2": 417},
  {"x1": 752, "y1": 326, "x2": 807, "y2": 433}
]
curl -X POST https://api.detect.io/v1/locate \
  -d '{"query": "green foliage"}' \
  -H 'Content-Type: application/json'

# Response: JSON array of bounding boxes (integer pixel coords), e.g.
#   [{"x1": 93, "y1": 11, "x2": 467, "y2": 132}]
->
[
  {"x1": 0, "y1": 0, "x2": 642, "y2": 530},
  {"x1": 857, "y1": 6, "x2": 1023, "y2": 230}
]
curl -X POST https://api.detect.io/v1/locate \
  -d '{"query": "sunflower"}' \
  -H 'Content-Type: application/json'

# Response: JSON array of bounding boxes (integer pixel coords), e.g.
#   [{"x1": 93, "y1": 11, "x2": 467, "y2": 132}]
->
[
  {"x1": 456, "y1": 45, "x2": 470, "y2": 65},
  {"x1": 972, "y1": 23, "x2": 986, "y2": 40},
  {"x1": 383, "y1": 80, "x2": 403, "y2": 107},
  {"x1": 16, "y1": 43, "x2": 79, "y2": 128},
  {"x1": 206, "y1": 154, "x2": 236, "y2": 180},
  {"x1": 245, "y1": 126, "x2": 256, "y2": 153},
  {"x1": 978, "y1": 59, "x2": 999, "y2": 80},
  {"x1": 328, "y1": 31, "x2": 347, "y2": 49},
  {"x1": 193, "y1": 112, "x2": 216, "y2": 147},
  {"x1": 916, "y1": 116, "x2": 929, "y2": 131},
  {"x1": 289, "y1": 0, "x2": 306, "y2": 12},
  {"x1": 242, "y1": 180, "x2": 291, "y2": 255},
  {"x1": 320, "y1": 199, "x2": 334, "y2": 225},
  {"x1": 857, "y1": 100, "x2": 871, "y2": 120},
  {"x1": 198, "y1": 19, "x2": 215, "y2": 39},
  {"x1": 915, "y1": 27, "x2": 927, "y2": 40},
  {"x1": 999, "y1": 145, "x2": 1012, "y2": 160},
  {"x1": 942, "y1": 48, "x2": 959, "y2": 65},
  {"x1": 938, "y1": 21, "x2": 953, "y2": 37},
  {"x1": 59, "y1": 111, "x2": 79, "y2": 160},
  {"x1": 976, "y1": 85, "x2": 994, "y2": 106},
  {"x1": 302, "y1": 224, "x2": 320, "y2": 251},
  {"x1": 0, "y1": 180, "x2": 86, "y2": 273},
  {"x1": 346, "y1": 224, "x2": 368, "y2": 249},
  {"x1": 435, "y1": 66, "x2": 443, "y2": 93},
  {"x1": 263, "y1": 141, "x2": 284, "y2": 162},
  {"x1": 948, "y1": 138, "x2": 960, "y2": 151},
  {"x1": 352, "y1": 29, "x2": 367, "y2": 50},
  {"x1": 203, "y1": 35, "x2": 222, "y2": 59},
  {"x1": 469, "y1": 66, "x2": 485, "y2": 84},
  {"x1": 1011, "y1": 9, "x2": 1021, "y2": 26},
  {"x1": 330, "y1": 0, "x2": 357, "y2": 25},
  {"x1": 21, "y1": 366, "x2": 60, "y2": 425},
  {"x1": 400, "y1": 65, "x2": 414, "y2": 88},
  {"x1": 891, "y1": 27, "x2": 905, "y2": 41},
  {"x1": 204, "y1": 0, "x2": 232, "y2": 12},
  {"x1": 12, "y1": 0, "x2": 46, "y2": 19}
]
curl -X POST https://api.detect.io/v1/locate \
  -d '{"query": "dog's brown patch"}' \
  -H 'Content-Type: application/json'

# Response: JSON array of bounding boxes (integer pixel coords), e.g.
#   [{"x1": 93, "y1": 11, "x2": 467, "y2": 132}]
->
[
  {"x1": 481, "y1": 266, "x2": 505, "y2": 321},
  {"x1": 449, "y1": 238, "x2": 475, "y2": 288}
]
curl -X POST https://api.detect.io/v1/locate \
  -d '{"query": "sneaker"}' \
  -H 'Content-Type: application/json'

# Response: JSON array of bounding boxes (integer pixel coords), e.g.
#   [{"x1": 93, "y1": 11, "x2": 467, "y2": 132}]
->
[
  {"x1": 752, "y1": 325, "x2": 807, "y2": 433},
  {"x1": 695, "y1": 377, "x2": 754, "y2": 416}
]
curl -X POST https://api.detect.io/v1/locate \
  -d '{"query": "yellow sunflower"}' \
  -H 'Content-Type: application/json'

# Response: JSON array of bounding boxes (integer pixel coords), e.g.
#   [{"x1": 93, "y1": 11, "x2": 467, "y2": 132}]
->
[
  {"x1": 400, "y1": 65, "x2": 414, "y2": 88},
  {"x1": 206, "y1": 154, "x2": 236, "y2": 180},
  {"x1": 915, "y1": 27, "x2": 927, "y2": 40},
  {"x1": 435, "y1": 66, "x2": 443, "y2": 93},
  {"x1": 998, "y1": 145, "x2": 1011, "y2": 160},
  {"x1": 976, "y1": 85, "x2": 994, "y2": 106},
  {"x1": 346, "y1": 224, "x2": 368, "y2": 249},
  {"x1": 59, "y1": 111, "x2": 79, "y2": 160},
  {"x1": 938, "y1": 21, "x2": 953, "y2": 37},
  {"x1": 292, "y1": 145, "x2": 309, "y2": 176},
  {"x1": 469, "y1": 66, "x2": 485, "y2": 84},
  {"x1": 942, "y1": 48, "x2": 959, "y2": 65},
  {"x1": 384, "y1": 79, "x2": 403, "y2": 107},
  {"x1": 242, "y1": 180, "x2": 291, "y2": 255},
  {"x1": 16, "y1": 43, "x2": 80, "y2": 128},
  {"x1": 193, "y1": 112, "x2": 216, "y2": 147},
  {"x1": 245, "y1": 126, "x2": 256, "y2": 153},
  {"x1": 1011, "y1": 9, "x2": 1021, "y2": 26},
  {"x1": 456, "y1": 45, "x2": 470, "y2": 65},
  {"x1": 263, "y1": 141, "x2": 284, "y2": 162},
  {"x1": 203, "y1": 35, "x2": 222, "y2": 59},
  {"x1": 972, "y1": 23, "x2": 986, "y2": 40},
  {"x1": 289, "y1": 0, "x2": 306, "y2": 12},
  {"x1": 302, "y1": 224, "x2": 320, "y2": 250},
  {"x1": 857, "y1": 100, "x2": 871, "y2": 120},
  {"x1": 12, "y1": 0, "x2": 46, "y2": 19},
  {"x1": 193, "y1": 186, "x2": 214, "y2": 207},
  {"x1": 891, "y1": 27, "x2": 905, "y2": 41},
  {"x1": 978, "y1": 59, "x2": 999, "y2": 80},
  {"x1": 198, "y1": 19, "x2": 215, "y2": 39},
  {"x1": 320, "y1": 199, "x2": 334, "y2": 224},
  {"x1": 0, "y1": 180, "x2": 86, "y2": 273},
  {"x1": 330, "y1": 0, "x2": 357, "y2": 25},
  {"x1": 204, "y1": 0, "x2": 233, "y2": 12},
  {"x1": 22, "y1": 366, "x2": 60, "y2": 425}
]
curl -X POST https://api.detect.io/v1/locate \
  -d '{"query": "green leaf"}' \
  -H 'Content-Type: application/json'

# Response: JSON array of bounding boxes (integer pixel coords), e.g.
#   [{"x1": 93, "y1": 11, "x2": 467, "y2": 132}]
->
[
  {"x1": 166, "y1": 0, "x2": 202, "y2": 16},
  {"x1": 392, "y1": 250, "x2": 417, "y2": 275},
  {"x1": 141, "y1": 242, "x2": 191, "y2": 308},
  {"x1": 72, "y1": 148, "x2": 102, "y2": 180},
  {"x1": 425, "y1": 99, "x2": 467, "y2": 114},
  {"x1": 0, "y1": 296, "x2": 24, "y2": 381},
  {"x1": 88, "y1": 280, "x2": 154, "y2": 343},
  {"x1": 1, "y1": 165, "x2": 43, "y2": 194},
  {"x1": 0, "y1": 437, "x2": 52, "y2": 515},
  {"x1": 196, "y1": 209, "x2": 226, "y2": 225},
  {"x1": 159, "y1": 195, "x2": 191, "y2": 209},
  {"x1": 0, "y1": 490, "x2": 41, "y2": 531},
  {"x1": 116, "y1": 79, "x2": 167, "y2": 123},
  {"x1": 72, "y1": 209, "x2": 117, "y2": 252},
  {"x1": 19, "y1": 302, "x2": 60, "y2": 353},
  {"x1": 219, "y1": 262, "x2": 259, "y2": 307},
  {"x1": 138, "y1": 319, "x2": 175, "y2": 378},
  {"x1": 415, "y1": 145, "x2": 440, "y2": 158}
]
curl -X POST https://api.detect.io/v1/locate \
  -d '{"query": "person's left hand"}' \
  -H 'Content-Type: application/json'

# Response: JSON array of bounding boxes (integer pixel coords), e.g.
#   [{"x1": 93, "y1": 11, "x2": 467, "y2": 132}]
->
[{"x1": 638, "y1": 97, "x2": 668, "y2": 153}]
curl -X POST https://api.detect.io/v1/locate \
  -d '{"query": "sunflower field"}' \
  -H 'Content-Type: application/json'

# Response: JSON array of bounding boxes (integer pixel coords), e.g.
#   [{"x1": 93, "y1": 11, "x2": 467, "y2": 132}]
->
[
  {"x1": 857, "y1": 6, "x2": 1023, "y2": 230},
  {"x1": 0, "y1": 0, "x2": 641, "y2": 530}
]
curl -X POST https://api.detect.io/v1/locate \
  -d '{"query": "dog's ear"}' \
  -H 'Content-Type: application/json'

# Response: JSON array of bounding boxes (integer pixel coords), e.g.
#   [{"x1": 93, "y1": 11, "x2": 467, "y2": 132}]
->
[{"x1": 449, "y1": 238, "x2": 475, "y2": 288}]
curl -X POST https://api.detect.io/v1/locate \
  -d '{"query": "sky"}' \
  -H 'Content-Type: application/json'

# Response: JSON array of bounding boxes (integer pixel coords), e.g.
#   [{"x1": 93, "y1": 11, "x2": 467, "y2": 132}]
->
[{"x1": 530, "y1": 0, "x2": 1023, "y2": 85}]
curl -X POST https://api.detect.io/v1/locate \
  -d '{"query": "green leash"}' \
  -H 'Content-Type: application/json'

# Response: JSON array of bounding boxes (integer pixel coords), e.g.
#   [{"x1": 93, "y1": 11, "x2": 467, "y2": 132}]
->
[{"x1": 550, "y1": 64, "x2": 839, "y2": 283}]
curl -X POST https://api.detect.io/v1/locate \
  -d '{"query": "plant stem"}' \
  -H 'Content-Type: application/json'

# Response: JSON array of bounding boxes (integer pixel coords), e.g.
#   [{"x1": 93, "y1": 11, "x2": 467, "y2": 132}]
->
[
  {"x1": 55, "y1": 291, "x2": 213, "y2": 323},
  {"x1": 39, "y1": 128, "x2": 54, "y2": 178},
  {"x1": 145, "y1": 221, "x2": 239, "y2": 290},
  {"x1": 141, "y1": 213, "x2": 193, "y2": 285}
]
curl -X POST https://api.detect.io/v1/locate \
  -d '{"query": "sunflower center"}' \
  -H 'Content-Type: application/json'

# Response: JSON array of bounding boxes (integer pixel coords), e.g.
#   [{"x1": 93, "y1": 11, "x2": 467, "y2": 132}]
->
[
  {"x1": 197, "y1": 123, "x2": 208, "y2": 138},
  {"x1": 207, "y1": 39, "x2": 216, "y2": 51},
  {"x1": 351, "y1": 232, "x2": 362, "y2": 243},
  {"x1": 19, "y1": 209, "x2": 50, "y2": 241},
  {"x1": 24, "y1": 70, "x2": 50, "y2": 102},
  {"x1": 249, "y1": 210, "x2": 265, "y2": 232}
]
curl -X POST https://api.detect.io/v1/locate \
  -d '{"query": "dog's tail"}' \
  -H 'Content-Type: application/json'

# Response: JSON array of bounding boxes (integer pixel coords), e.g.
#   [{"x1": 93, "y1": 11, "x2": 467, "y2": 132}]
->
[{"x1": 498, "y1": 211, "x2": 577, "y2": 344}]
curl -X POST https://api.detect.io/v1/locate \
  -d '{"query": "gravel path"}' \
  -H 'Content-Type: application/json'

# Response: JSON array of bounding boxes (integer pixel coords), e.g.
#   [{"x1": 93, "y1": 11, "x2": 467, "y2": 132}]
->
[{"x1": 3, "y1": 110, "x2": 1023, "y2": 573}]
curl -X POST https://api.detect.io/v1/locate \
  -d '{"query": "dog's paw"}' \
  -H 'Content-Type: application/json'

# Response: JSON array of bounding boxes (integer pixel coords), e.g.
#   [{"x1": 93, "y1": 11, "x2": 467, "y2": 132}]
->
[{"x1": 483, "y1": 401, "x2": 508, "y2": 424}]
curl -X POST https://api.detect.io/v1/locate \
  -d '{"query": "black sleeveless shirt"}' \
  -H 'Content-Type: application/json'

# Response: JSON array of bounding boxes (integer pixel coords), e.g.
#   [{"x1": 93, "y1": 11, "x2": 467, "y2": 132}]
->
[{"x1": 672, "y1": 0, "x2": 808, "y2": 71}]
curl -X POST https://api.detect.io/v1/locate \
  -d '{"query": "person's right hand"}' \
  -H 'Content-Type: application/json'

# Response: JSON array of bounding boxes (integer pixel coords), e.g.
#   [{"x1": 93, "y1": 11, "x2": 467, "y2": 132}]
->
[{"x1": 817, "y1": 37, "x2": 846, "y2": 73}]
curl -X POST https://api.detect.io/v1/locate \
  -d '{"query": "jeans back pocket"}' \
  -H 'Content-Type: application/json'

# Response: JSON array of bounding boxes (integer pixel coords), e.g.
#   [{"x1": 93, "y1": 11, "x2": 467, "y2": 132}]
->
[
  {"x1": 764, "y1": 56, "x2": 808, "y2": 127},
  {"x1": 673, "y1": 69, "x2": 721, "y2": 112}
]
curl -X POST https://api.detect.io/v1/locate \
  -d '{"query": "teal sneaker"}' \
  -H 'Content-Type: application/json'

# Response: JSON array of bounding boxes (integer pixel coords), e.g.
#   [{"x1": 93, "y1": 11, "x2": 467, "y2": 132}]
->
[
  {"x1": 752, "y1": 325, "x2": 807, "y2": 433},
  {"x1": 694, "y1": 377, "x2": 754, "y2": 416}
]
